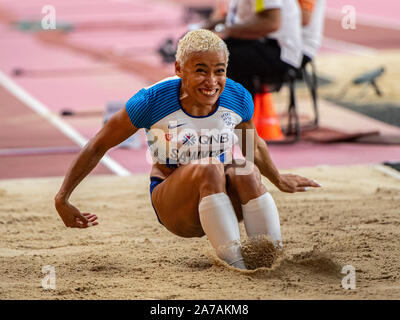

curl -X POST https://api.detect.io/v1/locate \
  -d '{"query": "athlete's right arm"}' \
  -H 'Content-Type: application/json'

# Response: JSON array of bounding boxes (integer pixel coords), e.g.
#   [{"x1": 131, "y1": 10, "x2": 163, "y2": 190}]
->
[
  {"x1": 223, "y1": 9, "x2": 280, "y2": 39},
  {"x1": 54, "y1": 108, "x2": 138, "y2": 228},
  {"x1": 298, "y1": 0, "x2": 315, "y2": 26}
]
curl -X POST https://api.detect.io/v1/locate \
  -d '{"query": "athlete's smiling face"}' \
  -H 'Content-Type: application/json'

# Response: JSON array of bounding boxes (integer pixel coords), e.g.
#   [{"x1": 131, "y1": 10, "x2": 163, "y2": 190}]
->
[{"x1": 175, "y1": 50, "x2": 227, "y2": 111}]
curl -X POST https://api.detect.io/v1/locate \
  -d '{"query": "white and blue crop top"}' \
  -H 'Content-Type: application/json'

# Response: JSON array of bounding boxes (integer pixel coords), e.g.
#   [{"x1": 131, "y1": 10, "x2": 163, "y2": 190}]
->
[{"x1": 125, "y1": 76, "x2": 254, "y2": 166}]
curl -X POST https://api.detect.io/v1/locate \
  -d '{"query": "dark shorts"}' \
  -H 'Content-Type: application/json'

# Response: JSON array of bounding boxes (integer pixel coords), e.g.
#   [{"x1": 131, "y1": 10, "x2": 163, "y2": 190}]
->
[
  {"x1": 149, "y1": 176, "x2": 164, "y2": 225},
  {"x1": 225, "y1": 37, "x2": 292, "y2": 97}
]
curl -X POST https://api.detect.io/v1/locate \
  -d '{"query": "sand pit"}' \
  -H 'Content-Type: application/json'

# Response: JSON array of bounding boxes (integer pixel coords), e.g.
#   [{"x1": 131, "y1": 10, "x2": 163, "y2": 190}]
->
[
  {"x1": 315, "y1": 50, "x2": 400, "y2": 106},
  {"x1": 0, "y1": 164, "x2": 399, "y2": 300},
  {"x1": 271, "y1": 49, "x2": 400, "y2": 122}
]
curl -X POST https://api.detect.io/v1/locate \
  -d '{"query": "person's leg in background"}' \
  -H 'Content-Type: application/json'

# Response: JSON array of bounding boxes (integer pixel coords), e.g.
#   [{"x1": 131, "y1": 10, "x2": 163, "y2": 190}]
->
[{"x1": 225, "y1": 38, "x2": 290, "y2": 97}]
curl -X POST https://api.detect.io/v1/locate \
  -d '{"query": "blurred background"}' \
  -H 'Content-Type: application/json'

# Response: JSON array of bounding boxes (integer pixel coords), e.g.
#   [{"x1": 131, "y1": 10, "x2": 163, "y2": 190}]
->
[{"x1": 0, "y1": 0, "x2": 399, "y2": 180}]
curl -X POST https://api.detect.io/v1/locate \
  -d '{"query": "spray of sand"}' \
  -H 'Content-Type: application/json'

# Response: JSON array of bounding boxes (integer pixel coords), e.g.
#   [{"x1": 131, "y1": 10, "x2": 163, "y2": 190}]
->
[{"x1": 241, "y1": 235, "x2": 282, "y2": 270}]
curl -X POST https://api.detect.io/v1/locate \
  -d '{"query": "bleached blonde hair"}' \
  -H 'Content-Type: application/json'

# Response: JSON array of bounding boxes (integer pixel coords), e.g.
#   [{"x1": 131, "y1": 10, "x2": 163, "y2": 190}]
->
[{"x1": 175, "y1": 29, "x2": 229, "y2": 66}]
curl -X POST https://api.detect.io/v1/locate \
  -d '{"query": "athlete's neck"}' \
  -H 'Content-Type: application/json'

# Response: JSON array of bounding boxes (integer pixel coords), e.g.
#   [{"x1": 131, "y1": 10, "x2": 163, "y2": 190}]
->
[{"x1": 179, "y1": 87, "x2": 217, "y2": 117}]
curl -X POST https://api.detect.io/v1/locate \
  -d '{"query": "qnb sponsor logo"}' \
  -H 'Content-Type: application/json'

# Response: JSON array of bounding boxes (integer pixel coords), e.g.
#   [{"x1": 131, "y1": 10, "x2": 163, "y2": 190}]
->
[
  {"x1": 177, "y1": 129, "x2": 236, "y2": 147},
  {"x1": 181, "y1": 132, "x2": 197, "y2": 146},
  {"x1": 198, "y1": 133, "x2": 230, "y2": 144}
]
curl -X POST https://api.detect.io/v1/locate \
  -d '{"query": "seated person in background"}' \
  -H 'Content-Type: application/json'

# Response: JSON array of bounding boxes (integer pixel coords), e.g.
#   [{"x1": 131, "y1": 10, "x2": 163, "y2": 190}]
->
[
  {"x1": 202, "y1": 0, "x2": 303, "y2": 98},
  {"x1": 300, "y1": 0, "x2": 326, "y2": 66},
  {"x1": 298, "y1": 0, "x2": 315, "y2": 26},
  {"x1": 55, "y1": 30, "x2": 321, "y2": 270}
]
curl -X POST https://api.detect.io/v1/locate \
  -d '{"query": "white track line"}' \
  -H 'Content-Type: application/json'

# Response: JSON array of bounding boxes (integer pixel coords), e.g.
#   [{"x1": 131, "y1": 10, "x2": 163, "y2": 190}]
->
[
  {"x1": 0, "y1": 70, "x2": 131, "y2": 176},
  {"x1": 373, "y1": 165, "x2": 400, "y2": 181},
  {"x1": 322, "y1": 37, "x2": 377, "y2": 57},
  {"x1": 0, "y1": 146, "x2": 81, "y2": 156}
]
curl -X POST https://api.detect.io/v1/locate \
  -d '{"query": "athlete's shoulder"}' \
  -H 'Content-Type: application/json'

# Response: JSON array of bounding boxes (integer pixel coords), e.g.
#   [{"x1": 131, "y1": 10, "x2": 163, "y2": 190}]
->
[
  {"x1": 126, "y1": 76, "x2": 181, "y2": 129},
  {"x1": 221, "y1": 78, "x2": 252, "y2": 101},
  {"x1": 220, "y1": 78, "x2": 254, "y2": 122},
  {"x1": 145, "y1": 76, "x2": 181, "y2": 97}
]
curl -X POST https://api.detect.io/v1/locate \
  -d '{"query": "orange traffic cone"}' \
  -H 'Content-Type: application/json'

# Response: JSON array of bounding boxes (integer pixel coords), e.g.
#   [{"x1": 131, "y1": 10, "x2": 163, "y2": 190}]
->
[{"x1": 253, "y1": 92, "x2": 284, "y2": 141}]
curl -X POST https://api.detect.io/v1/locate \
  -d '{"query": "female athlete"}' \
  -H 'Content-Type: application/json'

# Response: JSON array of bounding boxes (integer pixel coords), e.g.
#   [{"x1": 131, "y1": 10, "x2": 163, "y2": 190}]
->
[{"x1": 55, "y1": 30, "x2": 320, "y2": 269}]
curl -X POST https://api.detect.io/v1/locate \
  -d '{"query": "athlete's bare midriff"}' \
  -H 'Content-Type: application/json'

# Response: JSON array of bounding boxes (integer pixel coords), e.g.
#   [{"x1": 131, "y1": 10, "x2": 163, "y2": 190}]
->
[
  {"x1": 150, "y1": 157, "x2": 241, "y2": 181},
  {"x1": 150, "y1": 163, "x2": 177, "y2": 180}
]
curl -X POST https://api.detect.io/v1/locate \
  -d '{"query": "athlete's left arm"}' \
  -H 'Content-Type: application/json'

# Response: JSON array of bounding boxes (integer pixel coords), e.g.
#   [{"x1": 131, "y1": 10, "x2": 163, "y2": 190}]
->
[{"x1": 235, "y1": 119, "x2": 321, "y2": 193}]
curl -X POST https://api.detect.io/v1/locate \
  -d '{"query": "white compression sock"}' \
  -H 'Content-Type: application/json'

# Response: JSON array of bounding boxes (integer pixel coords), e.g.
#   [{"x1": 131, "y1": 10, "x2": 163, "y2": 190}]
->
[
  {"x1": 242, "y1": 192, "x2": 283, "y2": 248},
  {"x1": 199, "y1": 193, "x2": 246, "y2": 269}
]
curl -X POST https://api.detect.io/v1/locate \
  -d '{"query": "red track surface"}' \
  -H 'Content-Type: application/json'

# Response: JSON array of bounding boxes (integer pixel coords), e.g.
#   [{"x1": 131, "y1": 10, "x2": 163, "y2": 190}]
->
[
  {"x1": 323, "y1": 18, "x2": 400, "y2": 50},
  {"x1": 0, "y1": 86, "x2": 111, "y2": 179},
  {"x1": 0, "y1": 0, "x2": 399, "y2": 179}
]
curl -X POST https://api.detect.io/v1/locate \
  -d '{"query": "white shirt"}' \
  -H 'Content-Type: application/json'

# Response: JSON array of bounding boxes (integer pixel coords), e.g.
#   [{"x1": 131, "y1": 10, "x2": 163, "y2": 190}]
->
[
  {"x1": 268, "y1": 0, "x2": 303, "y2": 68},
  {"x1": 125, "y1": 77, "x2": 254, "y2": 166},
  {"x1": 225, "y1": 0, "x2": 282, "y2": 26},
  {"x1": 226, "y1": 0, "x2": 303, "y2": 69},
  {"x1": 302, "y1": 0, "x2": 326, "y2": 59}
]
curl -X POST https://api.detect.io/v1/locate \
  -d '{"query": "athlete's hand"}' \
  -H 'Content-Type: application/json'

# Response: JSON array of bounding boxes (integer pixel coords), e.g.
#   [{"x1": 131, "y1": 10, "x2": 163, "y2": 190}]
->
[
  {"x1": 55, "y1": 200, "x2": 98, "y2": 228},
  {"x1": 276, "y1": 174, "x2": 321, "y2": 193}
]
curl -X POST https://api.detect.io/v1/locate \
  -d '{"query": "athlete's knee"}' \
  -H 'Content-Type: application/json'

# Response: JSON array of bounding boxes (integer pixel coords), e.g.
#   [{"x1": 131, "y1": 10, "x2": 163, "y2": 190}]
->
[
  {"x1": 227, "y1": 161, "x2": 261, "y2": 186},
  {"x1": 168, "y1": 222, "x2": 205, "y2": 238},
  {"x1": 226, "y1": 161, "x2": 266, "y2": 200},
  {"x1": 192, "y1": 158, "x2": 226, "y2": 190}
]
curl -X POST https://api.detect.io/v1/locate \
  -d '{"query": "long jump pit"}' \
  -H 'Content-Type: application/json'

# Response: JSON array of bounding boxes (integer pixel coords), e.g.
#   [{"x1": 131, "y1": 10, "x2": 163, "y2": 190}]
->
[{"x1": 0, "y1": 164, "x2": 399, "y2": 300}]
